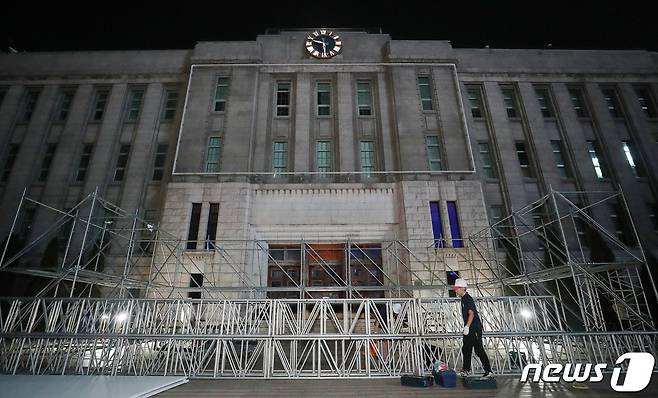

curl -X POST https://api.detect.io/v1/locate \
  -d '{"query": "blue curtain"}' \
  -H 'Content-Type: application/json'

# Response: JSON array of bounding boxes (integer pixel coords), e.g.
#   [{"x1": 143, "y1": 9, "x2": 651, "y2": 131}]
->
[
  {"x1": 429, "y1": 201, "x2": 444, "y2": 248},
  {"x1": 447, "y1": 201, "x2": 463, "y2": 248}
]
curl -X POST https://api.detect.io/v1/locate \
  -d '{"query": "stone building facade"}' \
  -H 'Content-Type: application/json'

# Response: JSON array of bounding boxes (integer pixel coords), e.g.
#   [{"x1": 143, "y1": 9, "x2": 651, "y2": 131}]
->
[{"x1": 0, "y1": 29, "x2": 657, "y2": 298}]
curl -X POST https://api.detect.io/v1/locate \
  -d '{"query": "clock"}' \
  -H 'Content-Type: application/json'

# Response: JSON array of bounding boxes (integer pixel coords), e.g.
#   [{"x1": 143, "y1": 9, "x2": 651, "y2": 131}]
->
[{"x1": 305, "y1": 29, "x2": 342, "y2": 59}]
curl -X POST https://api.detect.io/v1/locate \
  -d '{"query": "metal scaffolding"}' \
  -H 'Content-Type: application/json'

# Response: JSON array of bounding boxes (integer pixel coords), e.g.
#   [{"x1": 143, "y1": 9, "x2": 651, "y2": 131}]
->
[{"x1": 0, "y1": 187, "x2": 656, "y2": 377}]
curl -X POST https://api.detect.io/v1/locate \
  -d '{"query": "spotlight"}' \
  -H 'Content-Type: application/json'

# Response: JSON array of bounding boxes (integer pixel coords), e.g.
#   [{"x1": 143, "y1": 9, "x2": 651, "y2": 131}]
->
[
  {"x1": 114, "y1": 311, "x2": 129, "y2": 323},
  {"x1": 520, "y1": 308, "x2": 533, "y2": 319},
  {"x1": 100, "y1": 314, "x2": 110, "y2": 321}
]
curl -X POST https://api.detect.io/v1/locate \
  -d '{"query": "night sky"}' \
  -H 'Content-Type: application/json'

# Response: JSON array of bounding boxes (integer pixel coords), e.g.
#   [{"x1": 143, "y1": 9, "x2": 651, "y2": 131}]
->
[{"x1": 1, "y1": 0, "x2": 656, "y2": 52}]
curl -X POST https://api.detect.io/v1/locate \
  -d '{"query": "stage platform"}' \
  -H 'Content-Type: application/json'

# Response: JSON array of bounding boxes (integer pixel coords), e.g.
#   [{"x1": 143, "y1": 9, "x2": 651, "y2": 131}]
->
[{"x1": 0, "y1": 375, "x2": 187, "y2": 398}]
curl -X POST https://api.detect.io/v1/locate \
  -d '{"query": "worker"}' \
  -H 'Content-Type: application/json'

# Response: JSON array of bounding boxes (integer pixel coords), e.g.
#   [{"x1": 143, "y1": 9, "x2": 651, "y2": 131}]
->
[{"x1": 453, "y1": 278, "x2": 494, "y2": 378}]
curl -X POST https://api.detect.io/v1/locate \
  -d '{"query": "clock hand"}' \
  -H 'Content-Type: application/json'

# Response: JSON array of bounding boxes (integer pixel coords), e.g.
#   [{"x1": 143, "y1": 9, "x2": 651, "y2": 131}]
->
[{"x1": 312, "y1": 39, "x2": 324, "y2": 44}]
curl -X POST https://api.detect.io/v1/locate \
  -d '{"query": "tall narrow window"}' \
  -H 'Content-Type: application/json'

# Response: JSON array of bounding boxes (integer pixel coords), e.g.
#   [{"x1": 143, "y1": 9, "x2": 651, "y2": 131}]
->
[
  {"x1": 91, "y1": 89, "x2": 109, "y2": 121},
  {"x1": 534, "y1": 87, "x2": 554, "y2": 118},
  {"x1": 152, "y1": 144, "x2": 168, "y2": 181},
  {"x1": 1, "y1": 144, "x2": 20, "y2": 182},
  {"x1": 622, "y1": 140, "x2": 645, "y2": 178},
  {"x1": 447, "y1": 271, "x2": 459, "y2": 297},
  {"x1": 55, "y1": 89, "x2": 75, "y2": 122},
  {"x1": 189, "y1": 273, "x2": 203, "y2": 299},
  {"x1": 22, "y1": 89, "x2": 40, "y2": 122},
  {"x1": 466, "y1": 86, "x2": 483, "y2": 118},
  {"x1": 425, "y1": 135, "x2": 442, "y2": 171},
  {"x1": 609, "y1": 202, "x2": 635, "y2": 246},
  {"x1": 275, "y1": 81, "x2": 291, "y2": 116},
  {"x1": 417, "y1": 76, "x2": 433, "y2": 111},
  {"x1": 205, "y1": 137, "x2": 221, "y2": 172},
  {"x1": 76, "y1": 143, "x2": 94, "y2": 182},
  {"x1": 586, "y1": 141, "x2": 607, "y2": 180},
  {"x1": 316, "y1": 141, "x2": 331, "y2": 176},
  {"x1": 359, "y1": 140, "x2": 375, "y2": 177},
  {"x1": 356, "y1": 81, "x2": 372, "y2": 116},
  {"x1": 551, "y1": 140, "x2": 571, "y2": 178},
  {"x1": 602, "y1": 88, "x2": 623, "y2": 118},
  {"x1": 0, "y1": 89, "x2": 5, "y2": 108},
  {"x1": 515, "y1": 141, "x2": 534, "y2": 178},
  {"x1": 214, "y1": 77, "x2": 229, "y2": 112},
  {"x1": 648, "y1": 203, "x2": 658, "y2": 235},
  {"x1": 272, "y1": 141, "x2": 288, "y2": 173},
  {"x1": 501, "y1": 87, "x2": 518, "y2": 118},
  {"x1": 568, "y1": 87, "x2": 589, "y2": 118},
  {"x1": 140, "y1": 209, "x2": 158, "y2": 254},
  {"x1": 205, "y1": 203, "x2": 220, "y2": 250},
  {"x1": 316, "y1": 82, "x2": 331, "y2": 116},
  {"x1": 162, "y1": 90, "x2": 178, "y2": 121},
  {"x1": 126, "y1": 87, "x2": 144, "y2": 121},
  {"x1": 38, "y1": 143, "x2": 57, "y2": 182},
  {"x1": 113, "y1": 144, "x2": 131, "y2": 181},
  {"x1": 429, "y1": 201, "x2": 444, "y2": 248},
  {"x1": 186, "y1": 203, "x2": 202, "y2": 250},
  {"x1": 635, "y1": 87, "x2": 657, "y2": 118},
  {"x1": 447, "y1": 201, "x2": 463, "y2": 248},
  {"x1": 478, "y1": 142, "x2": 496, "y2": 178},
  {"x1": 488, "y1": 206, "x2": 503, "y2": 226}
]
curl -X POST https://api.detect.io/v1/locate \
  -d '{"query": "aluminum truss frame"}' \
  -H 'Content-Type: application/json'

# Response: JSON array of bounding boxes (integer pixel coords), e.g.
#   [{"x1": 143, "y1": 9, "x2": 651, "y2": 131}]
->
[{"x1": 1, "y1": 187, "x2": 657, "y2": 378}]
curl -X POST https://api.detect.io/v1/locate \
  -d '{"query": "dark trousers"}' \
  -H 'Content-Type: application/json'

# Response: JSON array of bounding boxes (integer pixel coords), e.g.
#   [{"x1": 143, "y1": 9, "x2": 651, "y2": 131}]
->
[{"x1": 462, "y1": 329, "x2": 491, "y2": 372}]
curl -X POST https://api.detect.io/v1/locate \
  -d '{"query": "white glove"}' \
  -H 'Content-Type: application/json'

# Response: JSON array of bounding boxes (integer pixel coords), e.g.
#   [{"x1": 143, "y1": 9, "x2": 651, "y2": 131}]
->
[{"x1": 462, "y1": 326, "x2": 470, "y2": 335}]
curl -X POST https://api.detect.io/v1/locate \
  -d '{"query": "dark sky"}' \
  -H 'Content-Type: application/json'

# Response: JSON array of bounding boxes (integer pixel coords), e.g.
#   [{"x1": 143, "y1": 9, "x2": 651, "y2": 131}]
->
[{"x1": 2, "y1": 0, "x2": 656, "y2": 52}]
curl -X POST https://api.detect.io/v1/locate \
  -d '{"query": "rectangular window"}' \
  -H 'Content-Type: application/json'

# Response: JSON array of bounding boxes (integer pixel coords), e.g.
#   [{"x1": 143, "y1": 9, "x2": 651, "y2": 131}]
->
[
  {"x1": 447, "y1": 271, "x2": 460, "y2": 297},
  {"x1": 316, "y1": 82, "x2": 331, "y2": 116},
  {"x1": 1, "y1": 144, "x2": 20, "y2": 182},
  {"x1": 38, "y1": 143, "x2": 57, "y2": 182},
  {"x1": 162, "y1": 90, "x2": 178, "y2": 121},
  {"x1": 425, "y1": 135, "x2": 442, "y2": 171},
  {"x1": 635, "y1": 87, "x2": 657, "y2": 118},
  {"x1": 152, "y1": 143, "x2": 168, "y2": 181},
  {"x1": 568, "y1": 87, "x2": 589, "y2": 118},
  {"x1": 602, "y1": 88, "x2": 623, "y2": 118},
  {"x1": 429, "y1": 201, "x2": 444, "y2": 248},
  {"x1": 55, "y1": 89, "x2": 75, "y2": 122},
  {"x1": 447, "y1": 201, "x2": 463, "y2": 248},
  {"x1": 586, "y1": 140, "x2": 607, "y2": 180},
  {"x1": 186, "y1": 203, "x2": 202, "y2": 250},
  {"x1": 534, "y1": 87, "x2": 554, "y2": 118},
  {"x1": 205, "y1": 136, "x2": 221, "y2": 172},
  {"x1": 126, "y1": 87, "x2": 144, "y2": 121},
  {"x1": 91, "y1": 89, "x2": 109, "y2": 121},
  {"x1": 515, "y1": 141, "x2": 534, "y2": 178},
  {"x1": 573, "y1": 210, "x2": 589, "y2": 247},
  {"x1": 488, "y1": 206, "x2": 503, "y2": 226},
  {"x1": 275, "y1": 81, "x2": 291, "y2": 116},
  {"x1": 478, "y1": 142, "x2": 496, "y2": 178},
  {"x1": 139, "y1": 209, "x2": 158, "y2": 254},
  {"x1": 357, "y1": 81, "x2": 372, "y2": 116},
  {"x1": 648, "y1": 203, "x2": 658, "y2": 235},
  {"x1": 551, "y1": 140, "x2": 571, "y2": 178},
  {"x1": 113, "y1": 144, "x2": 131, "y2": 181},
  {"x1": 204, "y1": 203, "x2": 219, "y2": 250},
  {"x1": 22, "y1": 89, "x2": 40, "y2": 122},
  {"x1": 188, "y1": 273, "x2": 203, "y2": 299},
  {"x1": 501, "y1": 87, "x2": 518, "y2": 118},
  {"x1": 417, "y1": 76, "x2": 433, "y2": 111},
  {"x1": 622, "y1": 140, "x2": 645, "y2": 178},
  {"x1": 359, "y1": 140, "x2": 375, "y2": 177},
  {"x1": 466, "y1": 86, "x2": 483, "y2": 118},
  {"x1": 76, "y1": 143, "x2": 94, "y2": 182},
  {"x1": 609, "y1": 202, "x2": 636, "y2": 246},
  {"x1": 316, "y1": 141, "x2": 331, "y2": 176},
  {"x1": 214, "y1": 77, "x2": 229, "y2": 112},
  {"x1": 0, "y1": 89, "x2": 5, "y2": 108},
  {"x1": 272, "y1": 141, "x2": 288, "y2": 173}
]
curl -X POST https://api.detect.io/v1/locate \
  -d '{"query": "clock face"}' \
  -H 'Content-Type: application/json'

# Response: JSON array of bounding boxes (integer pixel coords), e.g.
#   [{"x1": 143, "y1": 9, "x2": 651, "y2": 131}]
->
[{"x1": 305, "y1": 29, "x2": 342, "y2": 59}]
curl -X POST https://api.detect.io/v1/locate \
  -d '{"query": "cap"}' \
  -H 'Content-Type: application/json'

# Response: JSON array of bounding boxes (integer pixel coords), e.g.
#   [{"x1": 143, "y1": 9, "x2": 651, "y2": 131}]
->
[{"x1": 453, "y1": 278, "x2": 468, "y2": 289}]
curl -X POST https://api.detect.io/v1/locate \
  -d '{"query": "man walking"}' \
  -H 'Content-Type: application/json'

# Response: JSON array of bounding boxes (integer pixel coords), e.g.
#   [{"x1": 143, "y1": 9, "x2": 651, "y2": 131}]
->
[{"x1": 453, "y1": 278, "x2": 494, "y2": 378}]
